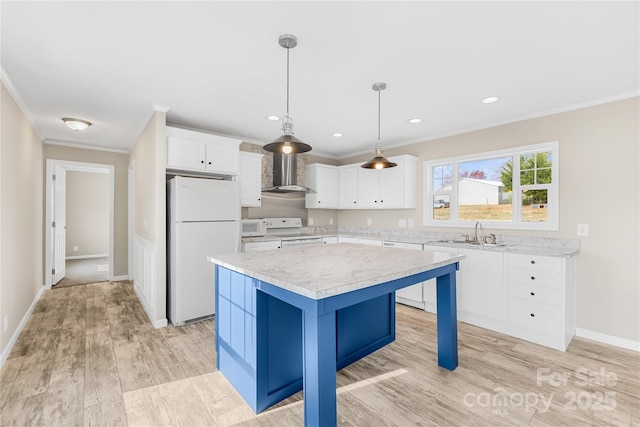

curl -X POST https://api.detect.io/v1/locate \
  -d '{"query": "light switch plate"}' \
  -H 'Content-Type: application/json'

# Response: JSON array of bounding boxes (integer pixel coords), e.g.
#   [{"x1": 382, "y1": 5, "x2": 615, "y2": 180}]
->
[
  {"x1": 577, "y1": 223, "x2": 589, "y2": 236},
  {"x1": 399, "y1": 219, "x2": 407, "y2": 227},
  {"x1": 408, "y1": 219, "x2": 414, "y2": 227},
  {"x1": 308, "y1": 218, "x2": 314, "y2": 226},
  {"x1": 329, "y1": 218, "x2": 334, "y2": 225},
  {"x1": 367, "y1": 218, "x2": 372, "y2": 226}
]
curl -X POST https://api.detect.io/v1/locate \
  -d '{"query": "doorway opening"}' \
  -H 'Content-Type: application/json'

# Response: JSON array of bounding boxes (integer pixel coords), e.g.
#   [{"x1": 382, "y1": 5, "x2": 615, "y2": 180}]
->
[{"x1": 45, "y1": 159, "x2": 115, "y2": 289}]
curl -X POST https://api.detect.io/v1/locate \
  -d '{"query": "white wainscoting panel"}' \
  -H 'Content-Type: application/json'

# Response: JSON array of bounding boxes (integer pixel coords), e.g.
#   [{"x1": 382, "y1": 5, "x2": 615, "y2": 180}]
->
[{"x1": 133, "y1": 234, "x2": 165, "y2": 328}]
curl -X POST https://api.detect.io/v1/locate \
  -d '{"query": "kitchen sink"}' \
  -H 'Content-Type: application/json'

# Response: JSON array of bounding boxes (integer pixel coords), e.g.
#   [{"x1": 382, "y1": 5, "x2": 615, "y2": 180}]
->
[{"x1": 433, "y1": 239, "x2": 508, "y2": 247}]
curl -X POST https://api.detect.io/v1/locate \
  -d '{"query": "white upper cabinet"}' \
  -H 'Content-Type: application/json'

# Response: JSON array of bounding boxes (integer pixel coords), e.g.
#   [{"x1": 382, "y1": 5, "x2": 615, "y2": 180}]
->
[
  {"x1": 305, "y1": 164, "x2": 338, "y2": 209},
  {"x1": 337, "y1": 164, "x2": 359, "y2": 209},
  {"x1": 166, "y1": 126, "x2": 240, "y2": 176},
  {"x1": 356, "y1": 154, "x2": 417, "y2": 209},
  {"x1": 239, "y1": 151, "x2": 263, "y2": 207}
]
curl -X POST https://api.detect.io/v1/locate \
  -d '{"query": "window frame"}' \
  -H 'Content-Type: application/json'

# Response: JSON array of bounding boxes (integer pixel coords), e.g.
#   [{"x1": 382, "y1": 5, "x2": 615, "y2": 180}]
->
[{"x1": 423, "y1": 141, "x2": 559, "y2": 231}]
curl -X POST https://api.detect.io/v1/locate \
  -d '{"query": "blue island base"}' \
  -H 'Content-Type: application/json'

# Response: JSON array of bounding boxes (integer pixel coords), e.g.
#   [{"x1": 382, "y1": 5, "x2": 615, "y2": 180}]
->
[{"x1": 216, "y1": 266, "x2": 395, "y2": 413}]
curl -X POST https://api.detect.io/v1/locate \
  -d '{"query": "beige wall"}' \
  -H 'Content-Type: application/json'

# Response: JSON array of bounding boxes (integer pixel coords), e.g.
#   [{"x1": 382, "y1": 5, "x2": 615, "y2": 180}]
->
[
  {"x1": 65, "y1": 171, "x2": 109, "y2": 257},
  {"x1": 129, "y1": 111, "x2": 167, "y2": 322},
  {"x1": 0, "y1": 81, "x2": 44, "y2": 358},
  {"x1": 337, "y1": 97, "x2": 640, "y2": 343},
  {"x1": 44, "y1": 145, "x2": 129, "y2": 277}
]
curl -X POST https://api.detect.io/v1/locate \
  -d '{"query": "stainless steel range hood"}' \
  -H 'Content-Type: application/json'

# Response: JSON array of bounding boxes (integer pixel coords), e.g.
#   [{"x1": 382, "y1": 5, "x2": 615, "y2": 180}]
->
[{"x1": 262, "y1": 152, "x2": 315, "y2": 193}]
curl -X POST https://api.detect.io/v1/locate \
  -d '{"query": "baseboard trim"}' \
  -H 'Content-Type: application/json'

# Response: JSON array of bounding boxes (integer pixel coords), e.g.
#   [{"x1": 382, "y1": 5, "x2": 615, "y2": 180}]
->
[
  {"x1": 65, "y1": 254, "x2": 109, "y2": 260},
  {"x1": 111, "y1": 275, "x2": 129, "y2": 281},
  {"x1": 575, "y1": 328, "x2": 640, "y2": 352},
  {"x1": 1, "y1": 285, "x2": 47, "y2": 367},
  {"x1": 133, "y1": 284, "x2": 167, "y2": 329}
]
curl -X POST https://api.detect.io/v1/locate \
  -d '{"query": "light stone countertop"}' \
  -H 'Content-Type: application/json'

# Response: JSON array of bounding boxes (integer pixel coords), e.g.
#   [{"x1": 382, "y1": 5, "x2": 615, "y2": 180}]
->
[
  {"x1": 209, "y1": 243, "x2": 464, "y2": 300},
  {"x1": 242, "y1": 232, "x2": 579, "y2": 257}
]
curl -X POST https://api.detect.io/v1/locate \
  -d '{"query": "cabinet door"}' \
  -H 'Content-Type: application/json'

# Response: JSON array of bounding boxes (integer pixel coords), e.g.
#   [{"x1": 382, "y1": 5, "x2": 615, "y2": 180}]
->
[
  {"x1": 338, "y1": 164, "x2": 359, "y2": 209},
  {"x1": 306, "y1": 164, "x2": 338, "y2": 208},
  {"x1": 385, "y1": 242, "x2": 424, "y2": 307},
  {"x1": 239, "y1": 152, "x2": 263, "y2": 207},
  {"x1": 458, "y1": 248, "x2": 504, "y2": 321},
  {"x1": 167, "y1": 137, "x2": 206, "y2": 171},
  {"x1": 357, "y1": 168, "x2": 380, "y2": 208},
  {"x1": 379, "y1": 163, "x2": 404, "y2": 208},
  {"x1": 205, "y1": 138, "x2": 240, "y2": 176},
  {"x1": 422, "y1": 245, "x2": 460, "y2": 314}
]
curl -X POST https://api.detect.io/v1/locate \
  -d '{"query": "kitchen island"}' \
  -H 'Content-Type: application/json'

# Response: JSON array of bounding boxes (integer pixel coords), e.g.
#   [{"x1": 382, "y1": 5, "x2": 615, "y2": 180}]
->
[{"x1": 208, "y1": 243, "x2": 464, "y2": 427}]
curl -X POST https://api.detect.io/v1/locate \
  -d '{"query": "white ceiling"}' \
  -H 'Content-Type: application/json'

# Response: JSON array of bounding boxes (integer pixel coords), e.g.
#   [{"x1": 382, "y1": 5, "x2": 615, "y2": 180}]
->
[{"x1": 1, "y1": 1, "x2": 638, "y2": 159}]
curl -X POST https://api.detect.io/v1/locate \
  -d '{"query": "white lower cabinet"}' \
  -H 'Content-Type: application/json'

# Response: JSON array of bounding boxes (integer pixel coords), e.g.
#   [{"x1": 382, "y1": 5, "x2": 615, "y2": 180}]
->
[
  {"x1": 242, "y1": 240, "x2": 281, "y2": 252},
  {"x1": 337, "y1": 236, "x2": 360, "y2": 244},
  {"x1": 383, "y1": 241, "x2": 424, "y2": 309},
  {"x1": 422, "y1": 245, "x2": 460, "y2": 314},
  {"x1": 503, "y1": 253, "x2": 575, "y2": 351},
  {"x1": 322, "y1": 236, "x2": 338, "y2": 245},
  {"x1": 457, "y1": 248, "x2": 504, "y2": 330}
]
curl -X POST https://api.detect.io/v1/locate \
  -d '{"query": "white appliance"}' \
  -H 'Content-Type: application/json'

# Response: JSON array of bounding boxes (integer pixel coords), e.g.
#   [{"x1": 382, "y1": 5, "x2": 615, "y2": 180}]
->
[
  {"x1": 265, "y1": 217, "x2": 323, "y2": 247},
  {"x1": 241, "y1": 219, "x2": 267, "y2": 237},
  {"x1": 168, "y1": 176, "x2": 240, "y2": 326}
]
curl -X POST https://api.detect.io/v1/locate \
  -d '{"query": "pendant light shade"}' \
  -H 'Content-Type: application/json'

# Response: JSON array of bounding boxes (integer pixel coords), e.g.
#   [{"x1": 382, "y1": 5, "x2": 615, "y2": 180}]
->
[
  {"x1": 361, "y1": 82, "x2": 396, "y2": 169},
  {"x1": 263, "y1": 34, "x2": 311, "y2": 154}
]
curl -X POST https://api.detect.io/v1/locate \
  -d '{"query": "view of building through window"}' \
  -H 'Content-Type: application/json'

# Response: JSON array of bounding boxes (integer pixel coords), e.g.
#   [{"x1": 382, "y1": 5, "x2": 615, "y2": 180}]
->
[{"x1": 429, "y1": 149, "x2": 553, "y2": 224}]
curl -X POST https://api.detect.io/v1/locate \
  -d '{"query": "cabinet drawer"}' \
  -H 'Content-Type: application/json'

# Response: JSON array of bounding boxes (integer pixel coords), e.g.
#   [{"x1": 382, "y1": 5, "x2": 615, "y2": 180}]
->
[
  {"x1": 509, "y1": 283, "x2": 561, "y2": 306},
  {"x1": 506, "y1": 267, "x2": 561, "y2": 288},
  {"x1": 507, "y1": 298, "x2": 561, "y2": 333},
  {"x1": 505, "y1": 253, "x2": 562, "y2": 272}
]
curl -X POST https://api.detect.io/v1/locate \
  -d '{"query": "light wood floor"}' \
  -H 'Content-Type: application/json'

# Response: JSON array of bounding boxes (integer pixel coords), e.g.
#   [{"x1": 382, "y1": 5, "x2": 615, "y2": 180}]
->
[{"x1": 1, "y1": 281, "x2": 638, "y2": 426}]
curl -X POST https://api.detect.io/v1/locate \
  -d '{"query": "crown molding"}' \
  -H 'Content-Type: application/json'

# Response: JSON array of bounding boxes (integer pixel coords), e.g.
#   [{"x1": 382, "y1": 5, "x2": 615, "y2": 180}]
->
[
  {"x1": 0, "y1": 64, "x2": 45, "y2": 142},
  {"x1": 44, "y1": 139, "x2": 129, "y2": 154}
]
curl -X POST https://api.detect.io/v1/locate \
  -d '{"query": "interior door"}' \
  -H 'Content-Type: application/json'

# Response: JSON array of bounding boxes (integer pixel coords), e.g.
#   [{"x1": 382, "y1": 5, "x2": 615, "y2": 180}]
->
[{"x1": 52, "y1": 165, "x2": 67, "y2": 284}]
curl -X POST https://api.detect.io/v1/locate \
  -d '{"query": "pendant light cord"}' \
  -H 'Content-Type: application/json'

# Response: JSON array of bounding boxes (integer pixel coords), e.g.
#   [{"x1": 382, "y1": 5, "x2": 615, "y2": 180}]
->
[
  {"x1": 377, "y1": 87, "x2": 381, "y2": 145},
  {"x1": 286, "y1": 47, "x2": 290, "y2": 115}
]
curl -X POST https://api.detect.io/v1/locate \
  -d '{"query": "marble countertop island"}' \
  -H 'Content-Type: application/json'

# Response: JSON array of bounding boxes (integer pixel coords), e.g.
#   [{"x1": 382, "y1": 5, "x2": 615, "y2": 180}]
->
[{"x1": 208, "y1": 243, "x2": 464, "y2": 300}]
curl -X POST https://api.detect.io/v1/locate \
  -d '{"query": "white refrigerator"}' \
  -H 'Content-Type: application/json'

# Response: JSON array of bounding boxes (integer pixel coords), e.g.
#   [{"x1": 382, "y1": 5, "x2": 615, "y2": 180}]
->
[{"x1": 168, "y1": 176, "x2": 240, "y2": 326}]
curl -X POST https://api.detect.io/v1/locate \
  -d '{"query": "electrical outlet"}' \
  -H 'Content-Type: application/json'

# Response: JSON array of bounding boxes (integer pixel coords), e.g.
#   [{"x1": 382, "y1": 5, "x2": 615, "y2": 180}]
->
[
  {"x1": 329, "y1": 218, "x2": 334, "y2": 225},
  {"x1": 73, "y1": 245, "x2": 78, "y2": 252},
  {"x1": 399, "y1": 219, "x2": 407, "y2": 227},
  {"x1": 577, "y1": 223, "x2": 589, "y2": 236},
  {"x1": 308, "y1": 217, "x2": 314, "y2": 226},
  {"x1": 367, "y1": 218, "x2": 372, "y2": 226},
  {"x1": 408, "y1": 219, "x2": 414, "y2": 227}
]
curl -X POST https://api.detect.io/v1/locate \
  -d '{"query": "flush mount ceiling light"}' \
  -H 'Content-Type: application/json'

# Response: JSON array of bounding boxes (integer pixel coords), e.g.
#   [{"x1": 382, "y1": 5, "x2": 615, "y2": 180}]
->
[
  {"x1": 263, "y1": 34, "x2": 311, "y2": 155},
  {"x1": 361, "y1": 82, "x2": 397, "y2": 170},
  {"x1": 266, "y1": 115, "x2": 280, "y2": 121},
  {"x1": 62, "y1": 117, "x2": 91, "y2": 131},
  {"x1": 332, "y1": 132, "x2": 343, "y2": 138},
  {"x1": 408, "y1": 118, "x2": 422, "y2": 124},
  {"x1": 481, "y1": 96, "x2": 500, "y2": 104}
]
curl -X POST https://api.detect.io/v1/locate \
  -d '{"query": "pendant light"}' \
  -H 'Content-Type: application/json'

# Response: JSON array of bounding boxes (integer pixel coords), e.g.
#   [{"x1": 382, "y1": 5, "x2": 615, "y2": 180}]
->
[
  {"x1": 263, "y1": 34, "x2": 312, "y2": 154},
  {"x1": 361, "y1": 82, "x2": 397, "y2": 169}
]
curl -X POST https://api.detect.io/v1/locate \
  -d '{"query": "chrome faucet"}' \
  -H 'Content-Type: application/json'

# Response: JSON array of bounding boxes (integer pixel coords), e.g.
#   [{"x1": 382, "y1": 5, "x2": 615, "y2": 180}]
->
[{"x1": 474, "y1": 221, "x2": 483, "y2": 242}]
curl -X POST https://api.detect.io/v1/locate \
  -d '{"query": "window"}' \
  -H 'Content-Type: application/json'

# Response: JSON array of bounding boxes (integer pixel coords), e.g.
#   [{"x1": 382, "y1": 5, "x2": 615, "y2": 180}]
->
[{"x1": 423, "y1": 141, "x2": 559, "y2": 230}]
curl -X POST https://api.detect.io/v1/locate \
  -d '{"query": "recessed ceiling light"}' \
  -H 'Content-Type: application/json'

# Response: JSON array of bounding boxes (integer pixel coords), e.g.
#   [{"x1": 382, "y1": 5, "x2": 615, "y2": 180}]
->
[
  {"x1": 62, "y1": 118, "x2": 91, "y2": 131},
  {"x1": 481, "y1": 96, "x2": 500, "y2": 104},
  {"x1": 332, "y1": 132, "x2": 343, "y2": 137},
  {"x1": 408, "y1": 118, "x2": 422, "y2": 124},
  {"x1": 266, "y1": 115, "x2": 280, "y2": 121}
]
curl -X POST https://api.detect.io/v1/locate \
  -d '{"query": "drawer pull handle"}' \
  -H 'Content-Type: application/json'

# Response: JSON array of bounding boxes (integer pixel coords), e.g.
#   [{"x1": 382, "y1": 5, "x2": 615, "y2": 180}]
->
[
  {"x1": 531, "y1": 276, "x2": 536, "y2": 280},
  {"x1": 531, "y1": 260, "x2": 536, "y2": 264},
  {"x1": 530, "y1": 291, "x2": 535, "y2": 296},
  {"x1": 530, "y1": 313, "x2": 535, "y2": 317}
]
